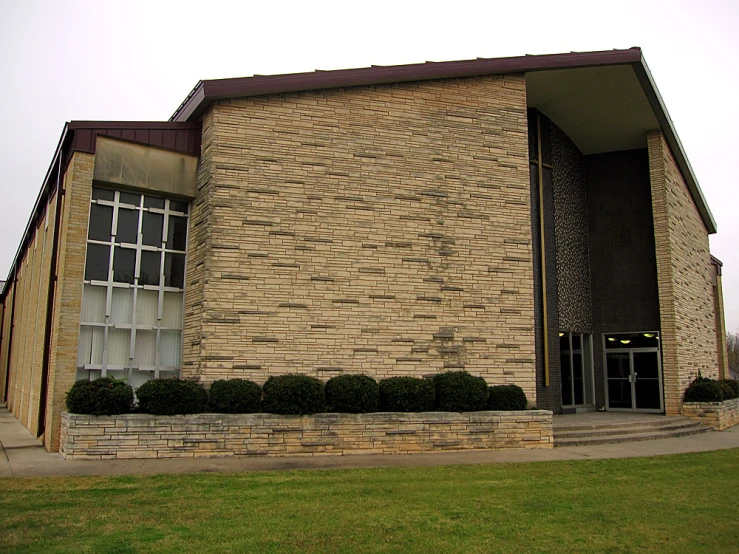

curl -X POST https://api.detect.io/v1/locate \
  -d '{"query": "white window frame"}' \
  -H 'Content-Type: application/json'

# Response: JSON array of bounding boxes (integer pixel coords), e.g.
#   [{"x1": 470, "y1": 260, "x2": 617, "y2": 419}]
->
[{"x1": 78, "y1": 188, "x2": 188, "y2": 382}]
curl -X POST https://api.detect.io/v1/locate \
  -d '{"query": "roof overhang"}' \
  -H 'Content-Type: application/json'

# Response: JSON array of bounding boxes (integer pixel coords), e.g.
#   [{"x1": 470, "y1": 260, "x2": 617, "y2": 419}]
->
[
  {"x1": 170, "y1": 47, "x2": 716, "y2": 234},
  {"x1": 1, "y1": 121, "x2": 201, "y2": 299}
]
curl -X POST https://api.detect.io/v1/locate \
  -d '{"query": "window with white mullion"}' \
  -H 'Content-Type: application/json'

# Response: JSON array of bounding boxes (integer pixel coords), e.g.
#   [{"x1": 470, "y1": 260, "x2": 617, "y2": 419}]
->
[
  {"x1": 77, "y1": 187, "x2": 188, "y2": 383},
  {"x1": 128, "y1": 198, "x2": 146, "y2": 370}
]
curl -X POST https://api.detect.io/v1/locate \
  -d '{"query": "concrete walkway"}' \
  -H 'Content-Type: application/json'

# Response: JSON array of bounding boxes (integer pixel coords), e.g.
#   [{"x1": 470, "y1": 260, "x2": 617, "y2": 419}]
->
[{"x1": 2, "y1": 406, "x2": 739, "y2": 478}]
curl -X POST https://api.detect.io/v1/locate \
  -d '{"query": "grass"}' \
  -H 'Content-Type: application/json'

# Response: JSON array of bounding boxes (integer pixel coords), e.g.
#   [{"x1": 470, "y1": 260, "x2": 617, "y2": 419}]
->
[{"x1": 2, "y1": 449, "x2": 739, "y2": 553}]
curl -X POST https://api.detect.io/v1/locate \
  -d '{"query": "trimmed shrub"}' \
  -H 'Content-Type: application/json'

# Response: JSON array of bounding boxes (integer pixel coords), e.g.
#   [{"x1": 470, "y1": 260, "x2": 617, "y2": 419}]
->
[
  {"x1": 683, "y1": 379, "x2": 724, "y2": 403},
  {"x1": 718, "y1": 379, "x2": 739, "y2": 400},
  {"x1": 208, "y1": 379, "x2": 262, "y2": 413},
  {"x1": 379, "y1": 377, "x2": 436, "y2": 412},
  {"x1": 324, "y1": 374, "x2": 379, "y2": 413},
  {"x1": 261, "y1": 375, "x2": 325, "y2": 415},
  {"x1": 433, "y1": 371, "x2": 488, "y2": 412},
  {"x1": 488, "y1": 384, "x2": 528, "y2": 410},
  {"x1": 65, "y1": 377, "x2": 133, "y2": 416},
  {"x1": 136, "y1": 378, "x2": 208, "y2": 415}
]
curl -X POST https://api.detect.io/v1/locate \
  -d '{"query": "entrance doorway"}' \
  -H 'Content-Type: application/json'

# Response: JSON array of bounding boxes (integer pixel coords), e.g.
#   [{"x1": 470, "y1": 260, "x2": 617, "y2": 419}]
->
[{"x1": 604, "y1": 332, "x2": 663, "y2": 412}]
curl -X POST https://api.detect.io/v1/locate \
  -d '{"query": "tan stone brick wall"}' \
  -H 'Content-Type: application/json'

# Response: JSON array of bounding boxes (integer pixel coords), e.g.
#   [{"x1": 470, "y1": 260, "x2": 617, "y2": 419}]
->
[
  {"x1": 648, "y1": 131, "x2": 718, "y2": 415},
  {"x1": 45, "y1": 152, "x2": 94, "y2": 451},
  {"x1": 3, "y1": 196, "x2": 56, "y2": 435},
  {"x1": 182, "y1": 75, "x2": 536, "y2": 401},
  {"x1": 0, "y1": 281, "x2": 16, "y2": 403},
  {"x1": 682, "y1": 398, "x2": 739, "y2": 431},
  {"x1": 59, "y1": 410, "x2": 553, "y2": 459}
]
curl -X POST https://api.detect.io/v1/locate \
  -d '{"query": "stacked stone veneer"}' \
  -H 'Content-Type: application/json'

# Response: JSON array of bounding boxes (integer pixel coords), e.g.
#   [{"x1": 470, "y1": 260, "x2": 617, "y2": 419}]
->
[
  {"x1": 183, "y1": 75, "x2": 535, "y2": 400},
  {"x1": 682, "y1": 398, "x2": 739, "y2": 431},
  {"x1": 647, "y1": 132, "x2": 719, "y2": 415},
  {"x1": 59, "y1": 410, "x2": 553, "y2": 459}
]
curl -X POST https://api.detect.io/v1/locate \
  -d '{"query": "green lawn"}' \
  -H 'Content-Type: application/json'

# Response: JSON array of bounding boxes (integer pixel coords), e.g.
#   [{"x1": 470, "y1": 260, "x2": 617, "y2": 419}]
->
[{"x1": 2, "y1": 449, "x2": 738, "y2": 553}]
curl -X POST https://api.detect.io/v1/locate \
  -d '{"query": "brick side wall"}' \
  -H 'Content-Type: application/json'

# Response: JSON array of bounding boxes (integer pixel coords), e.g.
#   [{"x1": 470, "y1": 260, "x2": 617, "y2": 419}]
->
[
  {"x1": 181, "y1": 76, "x2": 536, "y2": 401},
  {"x1": 3, "y1": 194, "x2": 56, "y2": 435},
  {"x1": 59, "y1": 410, "x2": 553, "y2": 459},
  {"x1": 182, "y1": 109, "x2": 214, "y2": 378},
  {"x1": 682, "y1": 398, "x2": 739, "y2": 431},
  {"x1": 0, "y1": 282, "x2": 16, "y2": 403},
  {"x1": 713, "y1": 272, "x2": 729, "y2": 379},
  {"x1": 45, "y1": 152, "x2": 94, "y2": 451},
  {"x1": 648, "y1": 131, "x2": 718, "y2": 415}
]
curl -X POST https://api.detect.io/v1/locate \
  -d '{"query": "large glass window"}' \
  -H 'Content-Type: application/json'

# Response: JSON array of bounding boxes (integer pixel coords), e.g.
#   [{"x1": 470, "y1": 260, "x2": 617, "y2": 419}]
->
[
  {"x1": 77, "y1": 188, "x2": 188, "y2": 386},
  {"x1": 560, "y1": 332, "x2": 594, "y2": 407}
]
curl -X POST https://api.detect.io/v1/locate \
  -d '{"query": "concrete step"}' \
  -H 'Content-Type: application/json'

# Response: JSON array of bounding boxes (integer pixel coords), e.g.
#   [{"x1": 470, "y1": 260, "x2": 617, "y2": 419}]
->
[
  {"x1": 554, "y1": 420, "x2": 710, "y2": 447},
  {"x1": 555, "y1": 426, "x2": 710, "y2": 447},
  {"x1": 554, "y1": 420, "x2": 701, "y2": 440},
  {"x1": 554, "y1": 416, "x2": 696, "y2": 434}
]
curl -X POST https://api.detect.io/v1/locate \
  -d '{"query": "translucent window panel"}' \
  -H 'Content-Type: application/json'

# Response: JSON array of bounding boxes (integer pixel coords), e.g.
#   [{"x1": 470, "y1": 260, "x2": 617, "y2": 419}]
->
[
  {"x1": 81, "y1": 285, "x2": 106, "y2": 324},
  {"x1": 113, "y1": 247, "x2": 136, "y2": 284},
  {"x1": 88, "y1": 204, "x2": 113, "y2": 241},
  {"x1": 116, "y1": 208, "x2": 139, "y2": 244},
  {"x1": 134, "y1": 330, "x2": 157, "y2": 366},
  {"x1": 139, "y1": 251, "x2": 161, "y2": 286},
  {"x1": 107, "y1": 328, "x2": 131, "y2": 365},
  {"x1": 164, "y1": 253, "x2": 186, "y2": 288},
  {"x1": 144, "y1": 196, "x2": 165, "y2": 209},
  {"x1": 142, "y1": 212, "x2": 164, "y2": 247},
  {"x1": 77, "y1": 326, "x2": 104, "y2": 366},
  {"x1": 129, "y1": 369, "x2": 155, "y2": 389},
  {"x1": 162, "y1": 292, "x2": 183, "y2": 328},
  {"x1": 158, "y1": 369, "x2": 178, "y2": 379},
  {"x1": 110, "y1": 288, "x2": 134, "y2": 325},
  {"x1": 105, "y1": 369, "x2": 127, "y2": 381},
  {"x1": 170, "y1": 200, "x2": 189, "y2": 214},
  {"x1": 92, "y1": 188, "x2": 115, "y2": 202},
  {"x1": 85, "y1": 244, "x2": 110, "y2": 281},
  {"x1": 136, "y1": 289, "x2": 159, "y2": 327},
  {"x1": 166, "y1": 216, "x2": 188, "y2": 251},
  {"x1": 159, "y1": 330, "x2": 182, "y2": 367},
  {"x1": 119, "y1": 192, "x2": 140, "y2": 207}
]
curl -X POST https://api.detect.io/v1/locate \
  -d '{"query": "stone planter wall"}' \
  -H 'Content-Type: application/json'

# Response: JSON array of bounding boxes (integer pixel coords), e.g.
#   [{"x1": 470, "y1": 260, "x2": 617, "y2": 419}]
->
[
  {"x1": 682, "y1": 398, "x2": 739, "y2": 431},
  {"x1": 60, "y1": 410, "x2": 553, "y2": 460}
]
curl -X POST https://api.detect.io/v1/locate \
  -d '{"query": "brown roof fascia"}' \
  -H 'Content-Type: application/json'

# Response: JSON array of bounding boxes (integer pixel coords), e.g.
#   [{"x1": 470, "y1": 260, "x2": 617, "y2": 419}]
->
[
  {"x1": 1, "y1": 120, "x2": 202, "y2": 299},
  {"x1": 170, "y1": 48, "x2": 643, "y2": 122},
  {"x1": 630, "y1": 56, "x2": 717, "y2": 234}
]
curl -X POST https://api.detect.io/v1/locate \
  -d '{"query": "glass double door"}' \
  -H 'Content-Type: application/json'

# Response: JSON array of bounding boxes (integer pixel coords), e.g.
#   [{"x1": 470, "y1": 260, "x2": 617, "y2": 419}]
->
[{"x1": 606, "y1": 348, "x2": 663, "y2": 412}]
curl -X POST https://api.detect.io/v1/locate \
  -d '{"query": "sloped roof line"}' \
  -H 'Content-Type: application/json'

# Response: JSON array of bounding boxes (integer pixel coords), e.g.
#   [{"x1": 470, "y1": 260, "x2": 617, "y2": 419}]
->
[
  {"x1": 170, "y1": 48, "x2": 643, "y2": 122},
  {"x1": 169, "y1": 47, "x2": 716, "y2": 234}
]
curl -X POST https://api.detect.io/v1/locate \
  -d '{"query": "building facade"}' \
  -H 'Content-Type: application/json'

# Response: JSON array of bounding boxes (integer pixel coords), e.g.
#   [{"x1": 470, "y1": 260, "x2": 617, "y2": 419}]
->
[{"x1": 0, "y1": 48, "x2": 729, "y2": 452}]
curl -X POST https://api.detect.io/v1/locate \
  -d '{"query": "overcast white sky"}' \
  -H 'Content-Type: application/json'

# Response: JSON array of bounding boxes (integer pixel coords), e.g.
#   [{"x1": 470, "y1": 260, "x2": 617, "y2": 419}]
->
[{"x1": 1, "y1": 0, "x2": 738, "y2": 331}]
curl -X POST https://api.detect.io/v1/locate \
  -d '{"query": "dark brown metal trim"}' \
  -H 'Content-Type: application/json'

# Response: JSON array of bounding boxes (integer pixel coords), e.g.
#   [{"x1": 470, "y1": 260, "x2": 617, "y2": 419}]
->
[
  {"x1": 36, "y1": 152, "x2": 65, "y2": 439},
  {"x1": 1, "y1": 120, "x2": 202, "y2": 301},
  {"x1": 171, "y1": 48, "x2": 643, "y2": 122},
  {"x1": 68, "y1": 121, "x2": 201, "y2": 130}
]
